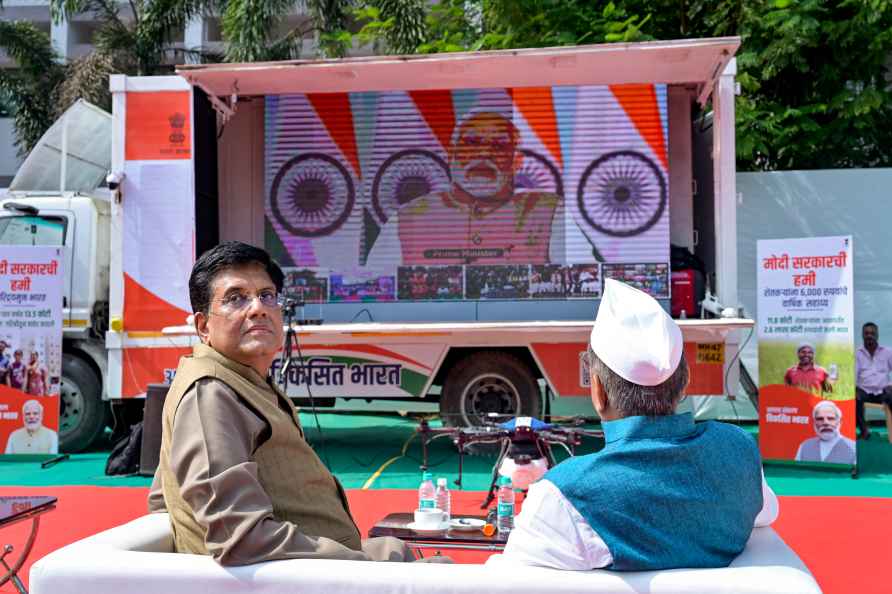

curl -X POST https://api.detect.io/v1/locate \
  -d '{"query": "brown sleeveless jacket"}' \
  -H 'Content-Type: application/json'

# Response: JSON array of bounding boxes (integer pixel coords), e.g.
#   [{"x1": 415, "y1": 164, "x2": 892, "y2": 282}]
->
[{"x1": 157, "y1": 343, "x2": 361, "y2": 555}]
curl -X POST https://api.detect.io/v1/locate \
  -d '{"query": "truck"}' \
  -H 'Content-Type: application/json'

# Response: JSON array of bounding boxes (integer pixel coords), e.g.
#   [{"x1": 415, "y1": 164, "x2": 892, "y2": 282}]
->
[
  {"x1": 1, "y1": 37, "x2": 753, "y2": 451},
  {"x1": 1, "y1": 100, "x2": 113, "y2": 451}
]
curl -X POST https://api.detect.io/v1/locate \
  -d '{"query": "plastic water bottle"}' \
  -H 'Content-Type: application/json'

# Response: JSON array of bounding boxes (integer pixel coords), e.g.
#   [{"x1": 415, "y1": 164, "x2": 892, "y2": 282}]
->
[
  {"x1": 496, "y1": 475, "x2": 515, "y2": 534},
  {"x1": 435, "y1": 477, "x2": 451, "y2": 522},
  {"x1": 418, "y1": 471, "x2": 436, "y2": 510}
]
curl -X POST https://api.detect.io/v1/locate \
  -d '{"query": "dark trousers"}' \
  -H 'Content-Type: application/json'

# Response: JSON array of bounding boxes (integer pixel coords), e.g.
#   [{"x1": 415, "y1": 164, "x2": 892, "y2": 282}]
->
[{"x1": 855, "y1": 387, "x2": 892, "y2": 434}]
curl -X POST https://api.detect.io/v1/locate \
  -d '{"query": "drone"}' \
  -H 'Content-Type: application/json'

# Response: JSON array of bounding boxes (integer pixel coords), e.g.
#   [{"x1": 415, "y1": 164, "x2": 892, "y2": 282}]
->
[{"x1": 417, "y1": 415, "x2": 604, "y2": 508}]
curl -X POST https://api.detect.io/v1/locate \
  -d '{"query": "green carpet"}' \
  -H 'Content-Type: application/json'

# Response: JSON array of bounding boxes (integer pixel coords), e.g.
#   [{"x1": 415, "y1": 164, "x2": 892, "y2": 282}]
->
[{"x1": 1, "y1": 413, "x2": 890, "y2": 497}]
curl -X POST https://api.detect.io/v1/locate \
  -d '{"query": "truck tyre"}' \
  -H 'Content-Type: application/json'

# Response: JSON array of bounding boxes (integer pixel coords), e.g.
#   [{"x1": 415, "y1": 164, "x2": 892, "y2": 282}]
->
[
  {"x1": 441, "y1": 351, "x2": 541, "y2": 427},
  {"x1": 60, "y1": 356, "x2": 107, "y2": 452}
]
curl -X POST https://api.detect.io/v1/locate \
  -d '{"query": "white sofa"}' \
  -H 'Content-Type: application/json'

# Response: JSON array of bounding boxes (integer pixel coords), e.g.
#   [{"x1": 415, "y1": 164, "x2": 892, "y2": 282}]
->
[{"x1": 30, "y1": 513, "x2": 822, "y2": 594}]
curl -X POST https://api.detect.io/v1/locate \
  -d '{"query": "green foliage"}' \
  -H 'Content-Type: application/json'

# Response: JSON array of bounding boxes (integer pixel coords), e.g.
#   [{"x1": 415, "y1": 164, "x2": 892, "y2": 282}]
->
[
  {"x1": 222, "y1": 0, "x2": 310, "y2": 62},
  {"x1": 0, "y1": 21, "x2": 66, "y2": 155},
  {"x1": 353, "y1": 0, "x2": 426, "y2": 54},
  {"x1": 346, "y1": 0, "x2": 892, "y2": 171},
  {"x1": 4, "y1": 0, "x2": 889, "y2": 171},
  {"x1": 353, "y1": 0, "x2": 655, "y2": 54},
  {"x1": 729, "y1": 0, "x2": 892, "y2": 170},
  {"x1": 307, "y1": 0, "x2": 353, "y2": 58}
]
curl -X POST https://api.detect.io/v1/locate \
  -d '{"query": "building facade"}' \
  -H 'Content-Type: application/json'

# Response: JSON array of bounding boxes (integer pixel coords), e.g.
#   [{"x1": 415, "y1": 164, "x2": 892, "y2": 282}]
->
[{"x1": 0, "y1": 0, "x2": 321, "y2": 186}]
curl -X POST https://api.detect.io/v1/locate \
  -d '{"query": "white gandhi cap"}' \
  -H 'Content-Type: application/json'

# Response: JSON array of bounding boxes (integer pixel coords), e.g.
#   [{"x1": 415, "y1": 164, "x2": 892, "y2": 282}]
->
[{"x1": 589, "y1": 278, "x2": 683, "y2": 386}]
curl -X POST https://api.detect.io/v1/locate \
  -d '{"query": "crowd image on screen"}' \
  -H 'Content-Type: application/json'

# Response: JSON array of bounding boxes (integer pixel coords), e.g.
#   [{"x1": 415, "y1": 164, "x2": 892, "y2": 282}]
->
[
  {"x1": 529, "y1": 265, "x2": 567, "y2": 299},
  {"x1": 397, "y1": 266, "x2": 463, "y2": 300},
  {"x1": 466, "y1": 265, "x2": 530, "y2": 299},
  {"x1": 283, "y1": 269, "x2": 329, "y2": 304},
  {"x1": 330, "y1": 274, "x2": 396, "y2": 302},
  {"x1": 529, "y1": 264, "x2": 602, "y2": 299},
  {"x1": 603, "y1": 263, "x2": 669, "y2": 298}
]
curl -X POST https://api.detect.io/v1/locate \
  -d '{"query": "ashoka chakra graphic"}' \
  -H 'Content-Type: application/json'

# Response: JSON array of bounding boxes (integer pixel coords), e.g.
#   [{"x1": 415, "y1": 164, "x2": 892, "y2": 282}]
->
[
  {"x1": 269, "y1": 153, "x2": 355, "y2": 238},
  {"x1": 371, "y1": 149, "x2": 450, "y2": 223},
  {"x1": 515, "y1": 149, "x2": 563, "y2": 198},
  {"x1": 577, "y1": 150, "x2": 667, "y2": 238}
]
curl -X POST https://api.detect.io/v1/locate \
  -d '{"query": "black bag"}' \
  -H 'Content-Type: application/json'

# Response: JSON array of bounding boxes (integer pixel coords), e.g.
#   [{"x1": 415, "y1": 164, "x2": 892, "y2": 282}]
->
[
  {"x1": 670, "y1": 244, "x2": 706, "y2": 273},
  {"x1": 105, "y1": 422, "x2": 143, "y2": 475}
]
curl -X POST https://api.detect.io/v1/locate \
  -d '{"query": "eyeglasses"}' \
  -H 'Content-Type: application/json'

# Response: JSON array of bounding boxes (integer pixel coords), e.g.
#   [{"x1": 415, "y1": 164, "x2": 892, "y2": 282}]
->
[{"x1": 214, "y1": 289, "x2": 284, "y2": 313}]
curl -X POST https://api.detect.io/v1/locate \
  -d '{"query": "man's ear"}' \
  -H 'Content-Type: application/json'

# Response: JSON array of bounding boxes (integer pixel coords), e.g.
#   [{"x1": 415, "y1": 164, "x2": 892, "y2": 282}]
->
[
  {"x1": 590, "y1": 372, "x2": 609, "y2": 415},
  {"x1": 194, "y1": 311, "x2": 210, "y2": 344}
]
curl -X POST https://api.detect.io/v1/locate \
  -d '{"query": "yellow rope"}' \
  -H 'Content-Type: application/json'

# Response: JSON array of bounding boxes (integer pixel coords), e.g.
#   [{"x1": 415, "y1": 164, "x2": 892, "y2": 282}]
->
[{"x1": 362, "y1": 433, "x2": 417, "y2": 490}]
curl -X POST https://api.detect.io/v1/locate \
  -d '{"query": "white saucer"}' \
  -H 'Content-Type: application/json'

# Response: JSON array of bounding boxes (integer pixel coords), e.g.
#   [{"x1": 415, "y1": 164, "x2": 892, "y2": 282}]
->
[
  {"x1": 449, "y1": 518, "x2": 486, "y2": 531},
  {"x1": 406, "y1": 521, "x2": 449, "y2": 532}
]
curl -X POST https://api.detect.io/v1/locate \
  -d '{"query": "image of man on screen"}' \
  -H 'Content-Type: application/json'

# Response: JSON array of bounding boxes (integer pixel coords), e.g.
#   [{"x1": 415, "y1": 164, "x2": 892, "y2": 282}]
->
[
  {"x1": 367, "y1": 111, "x2": 561, "y2": 267},
  {"x1": 794, "y1": 400, "x2": 855, "y2": 465}
]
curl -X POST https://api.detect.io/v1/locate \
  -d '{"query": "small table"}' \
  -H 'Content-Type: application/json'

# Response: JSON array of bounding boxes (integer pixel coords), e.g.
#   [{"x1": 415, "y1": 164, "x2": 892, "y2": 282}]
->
[
  {"x1": 369, "y1": 512, "x2": 508, "y2": 556},
  {"x1": 0, "y1": 496, "x2": 57, "y2": 594}
]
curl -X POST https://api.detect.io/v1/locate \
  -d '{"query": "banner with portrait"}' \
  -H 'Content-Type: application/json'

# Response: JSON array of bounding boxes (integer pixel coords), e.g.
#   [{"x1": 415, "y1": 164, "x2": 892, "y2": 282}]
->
[
  {"x1": 264, "y1": 84, "x2": 671, "y2": 303},
  {"x1": 0, "y1": 246, "x2": 64, "y2": 457},
  {"x1": 757, "y1": 236, "x2": 855, "y2": 467}
]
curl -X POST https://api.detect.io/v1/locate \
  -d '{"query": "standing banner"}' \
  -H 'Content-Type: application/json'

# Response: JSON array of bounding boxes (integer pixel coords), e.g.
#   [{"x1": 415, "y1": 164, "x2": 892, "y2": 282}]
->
[
  {"x1": 0, "y1": 247, "x2": 64, "y2": 456},
  {"x1": 757, "y1": 236, "x2": 855, "y2": 467}
]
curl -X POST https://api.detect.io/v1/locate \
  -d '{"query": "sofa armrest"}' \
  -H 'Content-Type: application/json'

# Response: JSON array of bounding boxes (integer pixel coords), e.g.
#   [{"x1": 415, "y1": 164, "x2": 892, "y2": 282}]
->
[{"x1": 58, "y1": 512, "x2": 174, "y2": 553}]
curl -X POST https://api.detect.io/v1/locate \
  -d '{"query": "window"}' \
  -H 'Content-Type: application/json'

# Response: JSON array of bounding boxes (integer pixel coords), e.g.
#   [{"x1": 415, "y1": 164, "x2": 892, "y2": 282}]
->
[{"x1": 0, "y1": 215, "x2": 67, "y2": 246}]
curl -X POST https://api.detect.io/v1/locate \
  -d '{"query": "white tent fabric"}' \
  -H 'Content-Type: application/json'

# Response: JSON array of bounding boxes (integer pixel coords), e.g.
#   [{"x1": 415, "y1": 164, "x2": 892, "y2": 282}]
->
[{"x1": 9, "y1": 100, "x2": 111, "y2": 193}]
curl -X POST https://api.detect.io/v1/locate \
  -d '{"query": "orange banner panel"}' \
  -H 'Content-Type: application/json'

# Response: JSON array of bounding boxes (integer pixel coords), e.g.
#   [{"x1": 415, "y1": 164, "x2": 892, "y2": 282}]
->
[
  {"x1": 121, "y1": 347, "x2": 191, "y2": 398},
  {"x1": 533, "y1": 341, "x2": 726, "y2": 398},
  {"x1": 0, "y1": 386, "x2": 60, "y2": 454},
  {"x1": 126, "y1": 92, "x2": 191, "y2": 160},
  {"x1": 531, "y1": 342, "x2": 588, "y2": 397},
  {"x1": 684, "y1": 342, "x2": 725, "y2": 395},
  {"x1": 123, "y1": 273, "x2": 191, "y2": 332}
]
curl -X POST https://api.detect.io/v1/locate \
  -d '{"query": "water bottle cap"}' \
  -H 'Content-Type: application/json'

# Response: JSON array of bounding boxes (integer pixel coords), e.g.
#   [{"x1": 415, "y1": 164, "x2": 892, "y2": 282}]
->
[
  {"x1": 437, "y1": 477, "x2": 447, "y2": 487},
  {"x1": 498, "y1": 475, "x2": 512, "y2": 487},
  {"x1": 422, "y1": 471, "x2": 433, "y2": 481}
]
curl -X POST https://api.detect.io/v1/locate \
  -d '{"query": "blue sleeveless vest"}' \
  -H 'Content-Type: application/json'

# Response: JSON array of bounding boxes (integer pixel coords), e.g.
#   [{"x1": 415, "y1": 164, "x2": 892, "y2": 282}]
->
[{"x1": 546, "y1": 413, "x2": 763, "y2": 571}]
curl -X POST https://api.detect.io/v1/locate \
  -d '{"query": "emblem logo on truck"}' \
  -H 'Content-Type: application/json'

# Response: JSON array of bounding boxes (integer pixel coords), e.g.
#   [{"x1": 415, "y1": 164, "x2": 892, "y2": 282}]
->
[{"x1": 168, "y1": 112, "x2": 186, "y2": 144}]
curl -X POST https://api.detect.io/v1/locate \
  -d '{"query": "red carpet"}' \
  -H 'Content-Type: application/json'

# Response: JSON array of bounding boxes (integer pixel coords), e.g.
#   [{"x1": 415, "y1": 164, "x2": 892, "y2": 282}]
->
[{"x1": 1, "y1": 486, "x2": 890, "y2": 594}]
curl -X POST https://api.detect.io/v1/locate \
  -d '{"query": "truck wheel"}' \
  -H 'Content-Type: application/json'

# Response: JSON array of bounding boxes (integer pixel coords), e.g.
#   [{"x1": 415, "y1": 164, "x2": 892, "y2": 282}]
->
[
  {"x1": 441, "y1": 351, "x2": 541, "y2": 427},
  {"x1": 59, "y1": 356, "x2": 107, "y2": 452}
]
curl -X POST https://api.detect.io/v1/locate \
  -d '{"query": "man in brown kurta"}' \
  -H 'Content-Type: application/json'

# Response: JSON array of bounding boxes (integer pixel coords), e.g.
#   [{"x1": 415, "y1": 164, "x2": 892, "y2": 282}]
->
[{"x1": 149, "y1": 241, "x2": 417, "y2": 565}]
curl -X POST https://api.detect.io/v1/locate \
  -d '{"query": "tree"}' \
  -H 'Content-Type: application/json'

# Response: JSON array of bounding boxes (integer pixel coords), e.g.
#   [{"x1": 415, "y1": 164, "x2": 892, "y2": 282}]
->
[
  {"x1": 0, "y1": 22, "x2": 66, "y2": 154},
  {"x1": 722, "y1": 0, "x2": 892, "y2": 170},
  {"x1": 5, "y1": 0, "x2": 890, "y2": 169},
  {"x1": 50, "y1": 0, "x2": 216, "y2": 76},
  {"x1": 352, "y1": 0, "x2": 653, "y2": 55},
  {"x1": 221, "y1": 0, "x2": 319, "y2": 62},
  {"x1": 349, "y1": 0, "x2": 892, "y2": 171},
  {"x1": 1, "y1": 0, "x2": 359, "y2": 153}
]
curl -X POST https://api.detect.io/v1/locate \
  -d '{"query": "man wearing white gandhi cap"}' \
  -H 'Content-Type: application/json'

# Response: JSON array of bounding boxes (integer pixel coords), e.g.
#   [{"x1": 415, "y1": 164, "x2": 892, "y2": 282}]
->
[{"x1": 489, "y1": 279, "x2": 779, "y2": 571}]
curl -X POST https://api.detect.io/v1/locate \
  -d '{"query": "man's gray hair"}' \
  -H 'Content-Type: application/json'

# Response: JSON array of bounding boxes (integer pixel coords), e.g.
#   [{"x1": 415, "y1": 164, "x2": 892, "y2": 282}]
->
[
  {"x1": 23, "y1": 399, "x2": 43, "y2": 414},
  {"x1": 586, "y1": 344, "x2": 689, "y2": 417},
  {"x1": 813, "y1": 399, "x2": 842, "y2": 421}
]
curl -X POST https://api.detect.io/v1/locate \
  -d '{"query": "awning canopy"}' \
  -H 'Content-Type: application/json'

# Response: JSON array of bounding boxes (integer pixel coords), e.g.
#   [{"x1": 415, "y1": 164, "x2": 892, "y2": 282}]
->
[{"x1": 177, "y1": 37, "x2": 739, "y2": 103}]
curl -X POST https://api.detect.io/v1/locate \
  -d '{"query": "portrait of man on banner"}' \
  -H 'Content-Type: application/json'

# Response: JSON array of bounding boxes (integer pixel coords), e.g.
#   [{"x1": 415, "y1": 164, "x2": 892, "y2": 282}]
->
[
  {"x1": 4, "y1": 399, "x2": 58, "y2": 455},
  {"x1": 794, "y1": 400, "x2": 855, "y2": 465}
]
